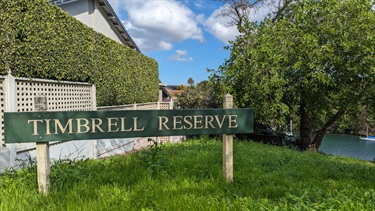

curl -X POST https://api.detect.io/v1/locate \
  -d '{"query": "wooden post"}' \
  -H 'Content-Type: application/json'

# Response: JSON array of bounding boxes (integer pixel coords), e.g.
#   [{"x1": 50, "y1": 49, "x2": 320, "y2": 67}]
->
[
  {"x1": 35, "y1": 94, "x2": 50, "y2": 194},
  {"x1": 5, "y1": 70, "x2": 17, "y2": 167},
  {"x1": 223, "y1": 93, "x2": 233, "y2": 183},
  {"x1": 36, "y1": 142, "x2": 50, "y2": 194}
]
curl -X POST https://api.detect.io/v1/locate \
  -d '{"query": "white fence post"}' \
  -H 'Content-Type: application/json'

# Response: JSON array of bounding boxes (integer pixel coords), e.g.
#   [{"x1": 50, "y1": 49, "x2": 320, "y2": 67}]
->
[
  {"x1": 4, "y1": 70, "x2": 16, "y2": 167},
  {"x1": 91, "y1": 84, "x2": 97, "y2": 110},
  {"x1": 92, "y1": 84, "x2": 98, "y2": 159},
  {"x1": 223, "y1": 93, "x2": 234, "y2": 183},
  {"x1": 35, "y1": 94, "x2": 50, "y2": 194},
  {"x1": 36, "y1": 142, "x2": 50, "y2": 194}
]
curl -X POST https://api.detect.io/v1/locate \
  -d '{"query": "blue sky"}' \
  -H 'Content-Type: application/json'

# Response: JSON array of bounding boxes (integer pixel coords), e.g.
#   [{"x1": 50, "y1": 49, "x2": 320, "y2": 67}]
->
[{"x1": 107, "y1": 0, "x2": 272, "y2": 85}]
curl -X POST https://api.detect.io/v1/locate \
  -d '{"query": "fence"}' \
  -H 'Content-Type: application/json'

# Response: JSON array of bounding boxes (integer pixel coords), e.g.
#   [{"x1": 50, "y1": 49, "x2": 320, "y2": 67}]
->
[
  {"x1": 96, "y1": 101, "x2": 176, "y2": 157},
  {"x1": 98, "y1": 102, "x2": 172, "y2": 111},
  {"x1": 0, "y1": 72, "x2": 178, "y2": 172},
  {"x1": 0, "y1": 73, "x2": 95, "y2": 147},
  {"x1": 0, "y1": 72, "x2": 96, "y2": 171}
]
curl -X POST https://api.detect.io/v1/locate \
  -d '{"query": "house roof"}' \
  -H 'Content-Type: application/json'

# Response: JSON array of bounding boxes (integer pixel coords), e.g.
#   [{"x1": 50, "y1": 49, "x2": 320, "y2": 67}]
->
[
  {"x1": 49, "y1": 0, "x2": 141, "y2": 53},
  {"x1": 166, "y1": 85, "x2": 182, "y2": 91},
  {"x1": 165, "y1": 86, "x2": 182, "y2": 95}
]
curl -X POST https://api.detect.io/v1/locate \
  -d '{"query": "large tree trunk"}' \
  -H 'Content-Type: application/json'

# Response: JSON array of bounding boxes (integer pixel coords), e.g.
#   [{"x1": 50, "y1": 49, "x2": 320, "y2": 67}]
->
[
  {"x1": 299, "y1": 100, "x2": 311, "y2": 150},
  {"x1": 310, "y1": 108, "x2": 345, "y2": 150}
]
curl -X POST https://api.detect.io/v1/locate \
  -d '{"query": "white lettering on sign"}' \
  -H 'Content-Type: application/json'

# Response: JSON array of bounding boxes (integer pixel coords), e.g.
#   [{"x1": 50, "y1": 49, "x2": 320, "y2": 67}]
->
[
  {"x1": 27, "y1": 114, "x2": 240, "y2": 136},
  {"x1": 157, "y1": 115, "x2": 238, "y2": 131},
  {"x1": 28, "y1": 117, "x2": 145, "y2": 136}
]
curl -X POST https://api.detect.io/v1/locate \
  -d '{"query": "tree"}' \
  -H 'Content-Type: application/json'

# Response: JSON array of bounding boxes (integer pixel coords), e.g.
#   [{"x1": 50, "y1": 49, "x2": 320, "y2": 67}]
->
[
  {"x1": 179, "y1": 80, "x2": 219, "y2": 109},
  {"x1": 187, "y1": 77, "x2": 195, "y2": 86},
  {"x1": 214, "y1": 0, "x2": 294, "y2": 28},
  {"x1": 209, "y1": 0, "x2": 375, "y2": 150},
  {"x1": 334, "y1": 106, "x2": 375, "y2": 135},
  {"x1": 0, "y1": 1, "x2": 22, "y2": 74}
]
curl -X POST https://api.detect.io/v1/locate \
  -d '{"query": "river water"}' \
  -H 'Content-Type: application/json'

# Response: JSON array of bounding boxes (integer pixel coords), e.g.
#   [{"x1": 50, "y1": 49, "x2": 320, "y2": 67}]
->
[{"x1": 319, "y1": 133, "x2": 375, "y2": 161}]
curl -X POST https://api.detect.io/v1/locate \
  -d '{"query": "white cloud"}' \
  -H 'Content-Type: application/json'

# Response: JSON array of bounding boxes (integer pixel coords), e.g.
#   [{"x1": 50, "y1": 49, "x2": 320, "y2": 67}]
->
[
  {"x1": 193, "y1": 0, "x2": 205, "y2": 9},
  {"x1": 107, "y1": 0, "x2": 121, "y2": 14},
  {"x1": 204, "y1": 5, "x2": 240, "y2": 44},
  {"x1": 169, "y1": 50, "x2": 193, "y2": 62},
  {"x1": 247, "y1": 4, "x2": 274, "y2": 22},
  {"x1": 122, "y1": 20, "x2": 173, "y2": 51},
  {"x1": 204, "y1": 2, "x2": 275, "y2": 44},
  {"x1": 195, "y1": 14, "x2": 205, "y2": 25},
  {"x1": 109, "y1": 0, "x2": 204, "y2": 52},
  {"x1": 108, "y1": 0, "x2": 277, "y2": 50}
]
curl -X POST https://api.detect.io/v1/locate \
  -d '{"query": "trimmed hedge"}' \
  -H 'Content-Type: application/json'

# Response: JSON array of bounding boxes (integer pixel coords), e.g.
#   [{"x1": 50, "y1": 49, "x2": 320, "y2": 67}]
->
[{"x1": 0, "y1": 0, "x2": 159, "y2": 106}]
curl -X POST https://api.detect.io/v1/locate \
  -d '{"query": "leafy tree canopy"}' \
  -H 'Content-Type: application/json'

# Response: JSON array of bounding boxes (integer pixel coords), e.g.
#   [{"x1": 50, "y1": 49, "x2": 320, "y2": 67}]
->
[
  {"x1": 179, "y1": 79, "x2": 219, "y2": 109},
  {"x1": 209, "y1": 0, "x2": 375, "y2": 150}
]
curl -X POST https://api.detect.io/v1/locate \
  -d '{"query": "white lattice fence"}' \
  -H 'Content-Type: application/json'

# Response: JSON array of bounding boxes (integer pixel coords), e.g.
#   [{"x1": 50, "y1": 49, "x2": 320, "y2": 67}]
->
[
  {"x1": 98, "y1": 102, "x2": 173, "y2": 111},
  {"x1": 0, "y1": 77, "x2": 5, "y2": 147},
  {"x1": 15, "y1": 78, "x2": 93, "y2": 112},
  {"x1": 0, "y1": 74, "x2": 95, "y2": 147},
  {"x1": 98, "y1": 102, "x2": 173, "y2": 143}
]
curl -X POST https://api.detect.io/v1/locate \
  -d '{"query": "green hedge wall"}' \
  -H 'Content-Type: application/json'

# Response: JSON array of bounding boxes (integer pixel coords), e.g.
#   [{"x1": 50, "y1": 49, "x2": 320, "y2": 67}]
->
[{"x1": 0, "y1": 0, "x2": 159, "y2": 106}]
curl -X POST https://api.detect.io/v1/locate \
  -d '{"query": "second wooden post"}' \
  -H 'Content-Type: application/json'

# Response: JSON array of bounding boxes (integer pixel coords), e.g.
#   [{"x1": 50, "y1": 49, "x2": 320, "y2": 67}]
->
[
  {"x1": 35, "y1": 94, "x2": 50, "y2": 194},
  {"x1": 223, "y1": 93, "x2": 233, "y2": 183}
]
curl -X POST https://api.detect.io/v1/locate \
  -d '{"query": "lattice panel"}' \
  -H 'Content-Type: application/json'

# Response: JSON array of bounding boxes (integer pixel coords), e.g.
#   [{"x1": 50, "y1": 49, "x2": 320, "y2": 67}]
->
[
  {"x1": 158, "y1": 136, "x2": 170, "y2": 143},
  {"x1": 0, "y1": 78, "x2": 5, "y2": 147},
  {"x1": 16, "y1": 79, "x2": 93, "y2": 112},
  {"x1": 159, "y1": 102, "x2": 171, "y2": 110}
]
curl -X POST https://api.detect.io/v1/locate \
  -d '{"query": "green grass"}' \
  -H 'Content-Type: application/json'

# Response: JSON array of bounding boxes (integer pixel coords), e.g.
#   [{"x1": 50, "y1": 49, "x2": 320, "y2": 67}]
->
[{"x1": 1, "y1": 137, "x2": 374, "y2": 210}]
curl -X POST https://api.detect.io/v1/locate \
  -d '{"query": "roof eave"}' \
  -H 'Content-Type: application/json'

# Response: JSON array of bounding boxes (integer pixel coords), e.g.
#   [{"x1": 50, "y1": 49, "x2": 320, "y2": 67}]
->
[
  {"x1": 49, "y1": 0, "x2": 141, "y2": 53},
  {"x1": 96, "y1": 0, "x2": 141, "y2": 53}
]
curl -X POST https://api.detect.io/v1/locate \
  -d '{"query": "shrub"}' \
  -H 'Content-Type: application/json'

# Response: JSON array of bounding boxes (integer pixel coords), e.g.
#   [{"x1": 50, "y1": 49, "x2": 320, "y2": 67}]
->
[{"x1": 0, "y1": 0, "x2": 159, "y2": 106}]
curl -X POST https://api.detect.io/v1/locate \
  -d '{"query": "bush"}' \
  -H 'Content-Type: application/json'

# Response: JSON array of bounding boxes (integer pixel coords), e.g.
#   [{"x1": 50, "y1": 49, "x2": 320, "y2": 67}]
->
[{"x1": 0, "y1": 0, "x2": 159, "y2": 106}]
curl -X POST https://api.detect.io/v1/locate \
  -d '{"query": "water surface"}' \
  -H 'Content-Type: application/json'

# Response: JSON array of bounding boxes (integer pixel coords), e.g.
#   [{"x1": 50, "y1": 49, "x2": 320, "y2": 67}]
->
[{"x1": 320, "y1": 133, "x2": 375, "y2": 161}]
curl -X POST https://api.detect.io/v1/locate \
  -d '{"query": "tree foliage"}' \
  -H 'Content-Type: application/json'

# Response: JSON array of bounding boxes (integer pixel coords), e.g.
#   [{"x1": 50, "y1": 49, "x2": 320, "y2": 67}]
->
[
  {"x1": 214, "y1": 0, "x2": 294, "y2": 27},
  {"x1": 334, "y1": 106, "x2": 375, "y2": 135},
  {"x1": 0, "y1": 0, "x2": 159, "y2": 106},
  {"x1": 187, "y1": 77, "x2": 195, "y2": 86},
  {"x1": 179, "y1": 80, "x2": 219, "y2": 109},
  {"x1": 209, "y1": 0, "x2": 375, "y2": 150}
]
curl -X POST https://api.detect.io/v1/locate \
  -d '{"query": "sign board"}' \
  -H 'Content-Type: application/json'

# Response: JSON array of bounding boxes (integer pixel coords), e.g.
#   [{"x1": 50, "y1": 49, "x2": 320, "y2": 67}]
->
[{"x1": 4, "y1": 109, "x2": 253, "y2": 143}]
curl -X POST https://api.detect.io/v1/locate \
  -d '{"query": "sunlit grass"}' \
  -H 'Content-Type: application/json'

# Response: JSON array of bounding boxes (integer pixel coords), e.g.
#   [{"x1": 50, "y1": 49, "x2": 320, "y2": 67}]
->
[{"x1": 1, "y1": 137, "x2": 374, "y2": 210}]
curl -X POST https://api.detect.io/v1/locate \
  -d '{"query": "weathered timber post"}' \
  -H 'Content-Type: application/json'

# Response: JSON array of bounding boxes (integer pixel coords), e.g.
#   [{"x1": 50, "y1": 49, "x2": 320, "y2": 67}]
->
[
  {"x1": 35, "y1": 94, "x2": 50, "y2": 194},
  {"x1": 36, "y1": 142, "x2": 50, "y2": 194},
  {"x1": 5, "y1": 70, "x2": 17, "y2": 167},
  {"x1": 223, "y1": 93, "x2": 233, "y2": 183}
]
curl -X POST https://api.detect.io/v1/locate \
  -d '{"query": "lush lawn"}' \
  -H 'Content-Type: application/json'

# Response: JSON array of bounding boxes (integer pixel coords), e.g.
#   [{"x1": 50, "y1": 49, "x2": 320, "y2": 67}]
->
[{"x1": 1, "y1": 137, "x2": 374, "y2": 210}]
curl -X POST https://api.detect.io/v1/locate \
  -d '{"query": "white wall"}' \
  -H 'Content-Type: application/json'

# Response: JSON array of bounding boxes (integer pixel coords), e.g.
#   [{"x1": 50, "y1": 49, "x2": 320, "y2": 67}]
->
[
  {"x1": 59, "y1": 0, "x2": 93, "y2": 27},
  {"x1": 60, "y1": 0, "x2": 123, "y2": 45},
  {"x1": 16, "y1": 140, "x2": 94, "y2": 166},
  {"x1": 93, "y1": 2, "x2": 123, "y2": 44}
]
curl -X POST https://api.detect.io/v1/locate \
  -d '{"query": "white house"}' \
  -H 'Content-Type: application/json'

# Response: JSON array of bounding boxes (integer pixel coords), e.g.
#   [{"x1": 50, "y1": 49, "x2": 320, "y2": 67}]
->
[{"x1": 50, "y1": 0, "x2": 140, "y2": 52}]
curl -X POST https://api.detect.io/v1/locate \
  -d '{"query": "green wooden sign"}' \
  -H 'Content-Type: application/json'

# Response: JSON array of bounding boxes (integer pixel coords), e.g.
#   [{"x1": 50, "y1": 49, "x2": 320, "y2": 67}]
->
[{"x1": 4, "y1": 109, "x2": 253, "y2": 143}]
